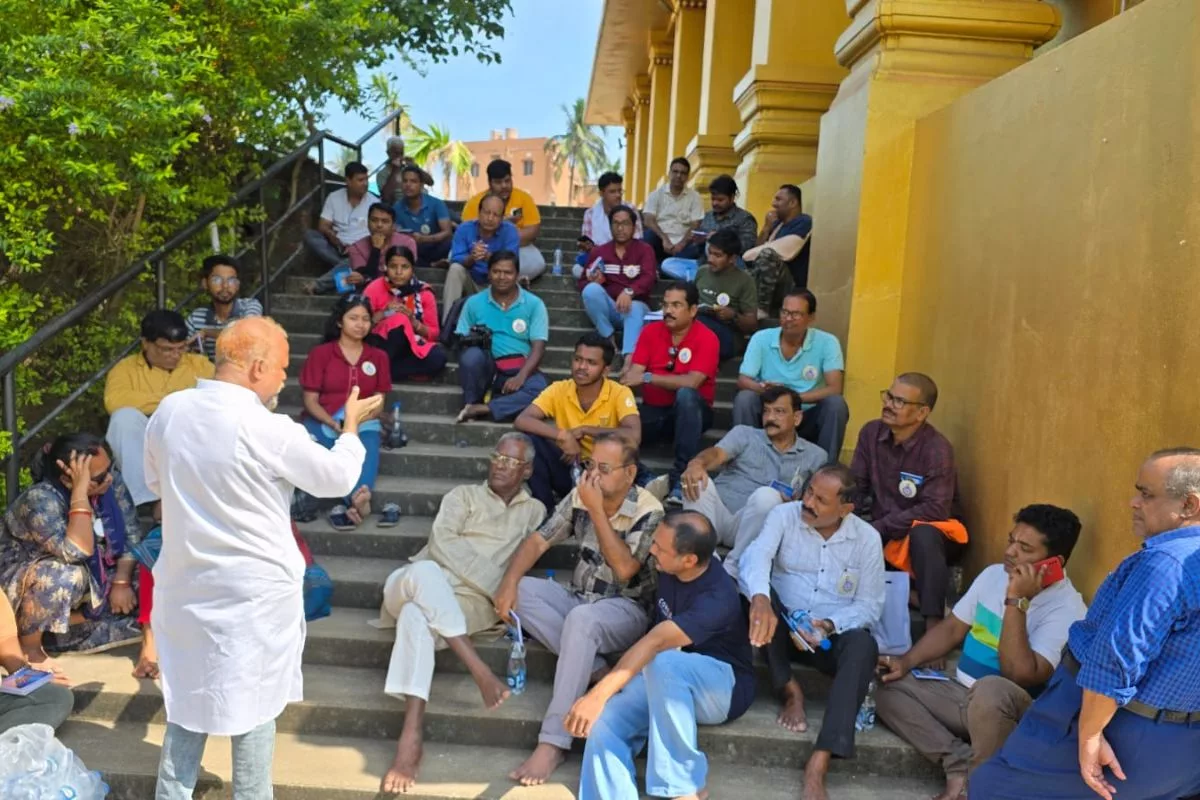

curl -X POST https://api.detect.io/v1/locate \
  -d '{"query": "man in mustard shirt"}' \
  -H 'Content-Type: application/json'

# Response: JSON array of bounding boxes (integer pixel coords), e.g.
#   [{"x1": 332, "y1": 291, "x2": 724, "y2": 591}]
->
[
  {"x1": 515, "y1": 333, "x2": 641, "y2": 511},
  {"x1": 104, "y1": 309, "x2": 214, "y2": 509},
  {"x1": 462, "y1": 159, "x2": 546, "y2": 283}
]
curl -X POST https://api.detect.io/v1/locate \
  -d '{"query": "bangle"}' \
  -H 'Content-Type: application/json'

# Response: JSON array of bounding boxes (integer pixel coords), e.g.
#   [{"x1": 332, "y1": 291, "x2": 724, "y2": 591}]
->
[{"x1": 68, "y1": 509, "x2": 93, "y2": 518}]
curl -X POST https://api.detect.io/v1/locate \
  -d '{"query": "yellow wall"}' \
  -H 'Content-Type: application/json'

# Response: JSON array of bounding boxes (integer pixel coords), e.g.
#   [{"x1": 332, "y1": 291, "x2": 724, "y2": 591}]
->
[{"x1": 894, "y1": 0, "x2": 1200, "y2": 595}]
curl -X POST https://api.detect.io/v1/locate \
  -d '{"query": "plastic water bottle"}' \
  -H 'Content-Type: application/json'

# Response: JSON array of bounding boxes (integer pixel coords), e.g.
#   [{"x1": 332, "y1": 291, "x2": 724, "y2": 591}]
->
[
  {"x1": 856, "y1": 680, "x2": 877, "y2": 732},
  {"x1": 552, "y1": 247, "x2": 563, "y2": 276},
  {"x1": 389, "y1": 401, "x2": 408, "y2": 449},
  {"x1": 787, "y1": 609, "x2": 832, "y2": 652},
  {"x1": 506, "y1": 639, "x2": 527, "y2": 695}
]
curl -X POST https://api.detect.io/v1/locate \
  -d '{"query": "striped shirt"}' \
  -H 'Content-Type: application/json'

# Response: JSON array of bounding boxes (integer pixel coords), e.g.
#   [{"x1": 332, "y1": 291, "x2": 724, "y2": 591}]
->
[{"x1": 186, "y1": 299, "x2": 263, "y2": 358}]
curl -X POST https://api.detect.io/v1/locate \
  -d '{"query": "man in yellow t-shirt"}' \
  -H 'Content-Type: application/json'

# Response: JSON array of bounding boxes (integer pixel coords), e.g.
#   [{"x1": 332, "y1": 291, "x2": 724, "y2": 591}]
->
[
  {"x1": 104, "y1": 309, "x2": 215, "y2": 508},
  {"x1": 462, "y1": 159, "x2": 546, "y2": 282},
  {"x1": 515, "y1": 333, "x2": 641, "y2": 510}
]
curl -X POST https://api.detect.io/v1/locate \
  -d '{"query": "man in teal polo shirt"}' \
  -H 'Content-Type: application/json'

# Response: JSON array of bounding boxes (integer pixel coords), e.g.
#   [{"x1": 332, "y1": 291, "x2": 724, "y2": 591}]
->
[
  {"x1": 392, "y1": 165, "x2": 453, "y2": 266},
  {"x1": 455, "y1": 250, "x2": 550, "y2": 423},
  {"x1": 733, "y1": 288, "x2": 848, "y2": 461}
]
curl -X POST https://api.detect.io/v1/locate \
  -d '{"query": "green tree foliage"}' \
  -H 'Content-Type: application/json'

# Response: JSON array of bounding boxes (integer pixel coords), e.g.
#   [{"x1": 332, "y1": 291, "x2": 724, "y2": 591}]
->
[
  {"x1": 0, "y1": 0, "x2": 510, "y2": 500},
  {"x1": 544, "y1": 98, "x2": 609, "y2": 206}
]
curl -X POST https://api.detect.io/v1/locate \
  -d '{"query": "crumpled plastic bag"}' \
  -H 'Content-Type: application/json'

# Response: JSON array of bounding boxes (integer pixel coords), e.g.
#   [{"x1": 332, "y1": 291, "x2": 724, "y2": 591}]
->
[{"x1": 0, "y1": 723, "x2": 109, "y2": 799}]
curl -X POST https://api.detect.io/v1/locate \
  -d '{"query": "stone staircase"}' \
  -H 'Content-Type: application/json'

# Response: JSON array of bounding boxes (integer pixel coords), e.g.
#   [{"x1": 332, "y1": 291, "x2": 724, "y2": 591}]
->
[{"x1": 51, "y1": 204, "x2": 942, "y2": 798}]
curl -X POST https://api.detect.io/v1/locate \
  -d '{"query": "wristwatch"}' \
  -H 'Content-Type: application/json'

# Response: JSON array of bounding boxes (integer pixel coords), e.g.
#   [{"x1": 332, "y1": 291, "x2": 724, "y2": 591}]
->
[
  {"x1": 1004, "y1": 597, "x2": 1031, "y2": 612},
  {"x1": 642, "y1": 372, "x2": 653, "y2": 385},
  {"x1": 622, "y1": 287, "x2": 634, "y2": 296}
]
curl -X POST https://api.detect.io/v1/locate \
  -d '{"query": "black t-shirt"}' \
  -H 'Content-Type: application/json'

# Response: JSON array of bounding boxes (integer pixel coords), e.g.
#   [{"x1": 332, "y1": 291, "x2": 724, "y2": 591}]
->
[
  {"x1": 359, "y1": 246, "x2": 384, "y2": 282},
  {"x1": 654, "y1": 561, "x2": 756, "y2": 721}
]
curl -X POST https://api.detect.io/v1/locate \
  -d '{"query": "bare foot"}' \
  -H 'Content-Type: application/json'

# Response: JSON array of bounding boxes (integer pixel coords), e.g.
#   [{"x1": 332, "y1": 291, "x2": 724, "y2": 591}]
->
[
  {"x1": 302, "y1": 280, "x2": 318, "y2": 295},
  {"x1": 23, "y1": 645, "x2": 52, "y2": 665},
  {"x1": 932, "y1": 773, "x2": 967, "y2": 800},
  {"x1": 351, "y1": 486, "x2": 372, "y2": 521},
  {"x1": 777, "y1": 682, "x2": 808, "y2": 733},
  {"x1": 380, "y1": 730, "x2": 423, "y2": 794},
  {"x1": 456, "y1": 404, "x2": 491, "y2": 423},
  {"x1": 133, "y1": 636, "x2": 159, "y2": 679},
  {"x1": 678, "y1": 790, "x2": 709, "y2": 800},
  {"x1": 473, "y1": 670, "x2": 511, "y2": 710},
  {"x1": 509, "y1": 743, "x2": 566, "y2": 786},
  {"x1": 802, "y1": 775, "x2": 830, "y2": 800},
  {"x1": 346, "y1": 506, "x2": 364, "y2": 526}
]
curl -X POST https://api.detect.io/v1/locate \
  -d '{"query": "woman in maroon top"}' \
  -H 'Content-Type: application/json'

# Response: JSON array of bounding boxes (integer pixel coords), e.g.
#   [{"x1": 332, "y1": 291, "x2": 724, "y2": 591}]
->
[{"x1": 299, "y1": 295, "x2": 398, "y2": 529}]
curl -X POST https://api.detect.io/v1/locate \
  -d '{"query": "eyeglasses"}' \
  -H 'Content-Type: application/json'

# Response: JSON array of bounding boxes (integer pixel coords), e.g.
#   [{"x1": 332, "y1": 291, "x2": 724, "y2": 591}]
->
[
  {"x1": 581, "y1": 459, "x2": 633, "y2": 475},
  {"x1": 490, "y1": 452, "x2": 528, "y2": 469},
  {"x1": 208, "y1": 276, "x2": 240, "y2": 288},
  {"x1": 611, "y1": 218, "x2": 634, "y2": 228},
  {"x1": 880, "y1": 390, "x2": 927, "y2": 409},
  {"x1": 666, "y1": 346, "x2": 678, "y2": 373},
  {"x1": 779, "y1": 309, "x2": 809, "y2": 320},
  {"x1": 149, "y1": 340, "x2": 189, "y2": 356}
]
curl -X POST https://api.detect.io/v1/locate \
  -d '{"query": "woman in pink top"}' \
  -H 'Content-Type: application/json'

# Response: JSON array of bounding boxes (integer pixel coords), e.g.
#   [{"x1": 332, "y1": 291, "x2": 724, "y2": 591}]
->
[{"x1": 362, "y1": 245, "x2": 447, "y2": 381}]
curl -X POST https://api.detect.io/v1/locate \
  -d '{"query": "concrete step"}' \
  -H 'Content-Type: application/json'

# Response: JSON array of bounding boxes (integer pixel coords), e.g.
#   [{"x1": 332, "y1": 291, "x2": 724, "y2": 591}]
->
[
  {"x1": 59, "y1": 651, "x2": 939, "y2": 777},
  {"x1": 280, "y1": 272, "x2": 684, "y2": 297},
  {"x1": 56, "y1": 720, "x2": 939, "y2": 799},
  {"x1": 275, "y1": 308, "x2": 601, "y2": 348},
  {"x1": 277, "y1": 379, "x2": 739, "y2": 429}
]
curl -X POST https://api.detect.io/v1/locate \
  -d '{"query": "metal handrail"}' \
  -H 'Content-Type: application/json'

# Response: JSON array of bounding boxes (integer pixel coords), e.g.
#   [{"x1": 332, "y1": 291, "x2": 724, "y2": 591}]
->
[{"x1": 2, "y1": 110, "x2": 404, "y2": 501}]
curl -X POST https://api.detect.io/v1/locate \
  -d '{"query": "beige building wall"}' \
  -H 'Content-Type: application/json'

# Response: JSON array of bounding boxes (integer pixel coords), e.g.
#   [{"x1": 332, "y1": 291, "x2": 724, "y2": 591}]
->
[{"x1": 446, "y1": 129, "x2": 586, "y2": 207}]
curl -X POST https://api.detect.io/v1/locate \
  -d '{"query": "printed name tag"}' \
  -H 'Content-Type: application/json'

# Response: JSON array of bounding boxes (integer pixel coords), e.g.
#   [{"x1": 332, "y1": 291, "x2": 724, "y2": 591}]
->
[
  {"x1": 898, "y1": 471, "x2": 925, "y2": 499},
  {"x1": 837, "y1": 570, "x2": 859, "y2": 597}
]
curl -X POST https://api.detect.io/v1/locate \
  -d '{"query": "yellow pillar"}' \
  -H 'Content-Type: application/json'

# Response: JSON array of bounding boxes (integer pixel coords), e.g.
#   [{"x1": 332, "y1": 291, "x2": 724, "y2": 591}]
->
[
  {"x1": 666, "y1": 1, "x2": 707, "y2": 174},
  {"x1": 732, "y1": 0, "x2": 849, "y2": 221},
  {"x1": 629, "y1": 75, "x2": 652, "y2": 207},
  {"x1": 685, "y1": 0, "x2": 755, "y2": 195},
  {"x1": 809, "y1": 0, "x2": 1061, "y2": 460},
  {"x1": 642, "y1": 40, "x2": 674, "y2": 200}
]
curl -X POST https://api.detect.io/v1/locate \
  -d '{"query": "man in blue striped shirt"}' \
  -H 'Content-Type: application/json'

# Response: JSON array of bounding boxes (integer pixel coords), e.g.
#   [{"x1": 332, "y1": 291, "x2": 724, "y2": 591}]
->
[{"x1": 973, "y1": 447, "x2": 1200, "y2": 800}]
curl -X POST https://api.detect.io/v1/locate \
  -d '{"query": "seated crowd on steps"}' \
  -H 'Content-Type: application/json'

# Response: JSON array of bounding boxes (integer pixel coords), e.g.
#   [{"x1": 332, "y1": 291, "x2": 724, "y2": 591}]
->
[{"x1": 1, "y1": 139, "x2": 1198, "y2": 800}]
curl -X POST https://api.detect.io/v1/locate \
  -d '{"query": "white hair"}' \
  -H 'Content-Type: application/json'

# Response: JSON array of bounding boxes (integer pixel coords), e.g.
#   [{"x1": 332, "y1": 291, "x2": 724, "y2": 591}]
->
[
  {"x1": 496, "y1": 432, "x2": 534, "y2": 462},
  {"x1": 386, "y1": 136, "x2": 405, "y2": 151}
]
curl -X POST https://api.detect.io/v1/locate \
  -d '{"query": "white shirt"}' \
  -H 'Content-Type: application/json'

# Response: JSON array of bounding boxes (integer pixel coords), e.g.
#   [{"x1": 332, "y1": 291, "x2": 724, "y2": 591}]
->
[
  {"x1": 581, "y1": 200, "x2": 642, "y2": 247},
  {"x1": 144, "y1": 379, "x2": 365, "y2": 735},
  {"x1": 951, "y1": 563, "x2": 1087, "y2": 688},
  {"x1": 738, "y1": 504, "x2": 885, "y2": 635},
  {"x1": 642, "y1": 185, "x2": 703, "y2": 244},
  {"x1": 320, "y1": 187, "x2": 380, "y2": 246}
]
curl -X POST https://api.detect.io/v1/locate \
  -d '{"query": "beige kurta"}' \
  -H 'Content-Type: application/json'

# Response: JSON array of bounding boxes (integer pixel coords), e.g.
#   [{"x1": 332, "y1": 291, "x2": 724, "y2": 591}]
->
[{"x1": 374, "y1": 482, "x2": 545, "y2": 639}]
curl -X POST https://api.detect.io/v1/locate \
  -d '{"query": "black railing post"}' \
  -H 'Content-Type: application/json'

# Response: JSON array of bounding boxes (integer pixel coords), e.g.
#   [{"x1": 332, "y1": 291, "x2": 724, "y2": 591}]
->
[
  {"x1": 259, "y1": 186, "x2": 271, "y2": 317},
  {"x1": 317, "y1": 138, "x2": 326, "y2": 210},
  {"x1": 4, "y1": 371, "x2": 18, "y2": 504},
  {"x1": 156, "y1": 258, "x2": 166, "y2": 309}
]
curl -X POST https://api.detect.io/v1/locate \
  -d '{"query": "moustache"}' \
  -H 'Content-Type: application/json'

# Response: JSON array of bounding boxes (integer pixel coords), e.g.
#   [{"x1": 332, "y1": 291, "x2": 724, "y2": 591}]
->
[{"x1": 800, "y1": 505, "x2": 816, "y2": 517}]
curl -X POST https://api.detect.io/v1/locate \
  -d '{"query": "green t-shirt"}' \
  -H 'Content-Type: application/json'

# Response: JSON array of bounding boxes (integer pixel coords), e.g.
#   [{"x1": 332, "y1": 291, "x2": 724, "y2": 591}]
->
[{"x1": 695, "y1": 266, "x2": 757, "y2": 315}]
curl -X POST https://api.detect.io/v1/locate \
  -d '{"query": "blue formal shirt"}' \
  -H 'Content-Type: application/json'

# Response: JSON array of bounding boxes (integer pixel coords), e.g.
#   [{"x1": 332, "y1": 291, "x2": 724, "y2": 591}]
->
[
  {"x1": 392, "y1": 192, "x2": 449, "y2": 236},
  {"x1": 450, "y1": 221, "x2": 521, "y2": 284},
  {"x1": 1068, "y1": 525, "x2": 1200, "y2": 710},
  {"x1": 455, "y1": 288, "x2": 549, "y2": 358}
]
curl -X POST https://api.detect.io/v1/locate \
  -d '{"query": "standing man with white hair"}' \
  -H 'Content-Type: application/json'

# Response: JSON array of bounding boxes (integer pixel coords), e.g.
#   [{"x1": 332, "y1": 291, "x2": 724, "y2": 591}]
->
[
  {"x1": 144, "y1": 317, "x2": 383, "y2": 799},
  {"x1": 377, "y1": 136, "x2": 434, "y2": 205}
]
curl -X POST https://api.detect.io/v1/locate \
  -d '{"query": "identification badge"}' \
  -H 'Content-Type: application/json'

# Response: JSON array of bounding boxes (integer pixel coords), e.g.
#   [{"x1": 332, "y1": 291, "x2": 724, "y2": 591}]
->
[
  {"x1": 92, "y1": 517, "x2": 105, "y2": 540},
  {"x1": 361, "y1": 361, "x2": 377, "y2": 377},
  {"x1": 837, "y1": 570, "x2": 859, "y2": 597},
  {"x1": 898, "y1": 471, "x2": 925, "y2": 499},
  {"x1": 623, "y1": 264, "x2": 641, "y2": 279},
  {"x1": 801, "y1": 365, "x2": 819, "y2": 381},
  {"x1": 678, "y1": 347, "x2": 692, "y2": 364},
  {"x1": 716, "y1": 292, "x2": 730, "y2": 307},
  {"x1": 420, "y1": 224, "x2": 431, "y2": 235},
  {"x1": 512, "y1": 318, "x2": 527, "y2": 334}
]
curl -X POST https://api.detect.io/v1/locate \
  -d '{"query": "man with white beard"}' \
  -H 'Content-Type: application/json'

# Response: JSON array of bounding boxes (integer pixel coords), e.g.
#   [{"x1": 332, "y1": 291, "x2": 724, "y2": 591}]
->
[{"x1": 144, "y1": 316, "x2": 381, "y2": 799}]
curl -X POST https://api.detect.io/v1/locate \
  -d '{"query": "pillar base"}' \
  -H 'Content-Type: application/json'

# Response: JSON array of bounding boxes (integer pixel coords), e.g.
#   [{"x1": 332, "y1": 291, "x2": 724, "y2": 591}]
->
[
  {"x1": 731, "y1": 63, "x2": 844, "y2": 219},
  {"x1": 684, "y1": 133, "x2": 740, "y2": 198}
]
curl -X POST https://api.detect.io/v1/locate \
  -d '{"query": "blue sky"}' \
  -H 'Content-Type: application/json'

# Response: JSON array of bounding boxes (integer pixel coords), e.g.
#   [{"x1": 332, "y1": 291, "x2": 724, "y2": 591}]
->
[{"x1": 321, "y1": 0, "x2": 623, "y2": 177}]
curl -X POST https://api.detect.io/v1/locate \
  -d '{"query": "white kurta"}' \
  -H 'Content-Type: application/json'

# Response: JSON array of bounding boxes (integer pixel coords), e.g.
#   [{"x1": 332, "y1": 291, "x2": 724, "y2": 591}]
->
[{"x1": 143, "y1": 379, "x2": 365, "y2": 735}]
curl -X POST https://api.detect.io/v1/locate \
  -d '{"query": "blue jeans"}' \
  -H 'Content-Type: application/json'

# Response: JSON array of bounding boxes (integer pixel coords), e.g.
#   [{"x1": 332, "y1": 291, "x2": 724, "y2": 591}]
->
[
  {"x1": 580, "y1": 282, "x2": 649, "y2": 355},
  {"x1": 458, "y1": 346, "x2": 549, "y2": 422},
  {"x1": 580, "y1": 649, "x2": 735, "y2": 800},
  {"x1": 301, "y1": 417, "x2": 380, "y2": 502},
  {"x1": 696, "y1": 314, "x2": 738, "y2": 362},
  {"x1": 640, "y1": 388, "x2": 713, "y2": 488},
  {"x1": 156, "y1": 719, "x2": 276, "y2": 800},
  {"x1": 660, "y1": 257, "x2": 699, "y2": 282}
]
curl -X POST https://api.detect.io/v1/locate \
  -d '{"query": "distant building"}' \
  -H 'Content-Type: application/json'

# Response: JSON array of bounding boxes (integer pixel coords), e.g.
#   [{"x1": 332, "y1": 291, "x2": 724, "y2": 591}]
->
[{"x1": 447, "y1": 129, "x2": 588, "y2": 208}]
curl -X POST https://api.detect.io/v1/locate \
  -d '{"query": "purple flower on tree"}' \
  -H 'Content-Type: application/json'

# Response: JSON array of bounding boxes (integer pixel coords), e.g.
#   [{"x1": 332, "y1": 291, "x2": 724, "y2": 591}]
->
[
  {"x1": 202, "y1": 114, "x2": 212, "y2": 125},
  {"x1": 67, "y1": 122, "x2": 80, "y2": 136},
  {"x1": 0, "y1": 96, "x2": 14, "y2": 112},
  {"x1": 80, "y1": 42, "x2": 91, "y2": 51}
]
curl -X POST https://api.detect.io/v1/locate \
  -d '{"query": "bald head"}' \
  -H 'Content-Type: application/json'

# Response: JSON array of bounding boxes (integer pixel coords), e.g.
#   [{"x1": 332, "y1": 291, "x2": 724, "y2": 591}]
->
[
  {"x1": 1132, "y1": 448, "x2": 1200, "y2": 539},
  {"x1": 214, "y1": 317, "x2": 289, "y2": 409}
]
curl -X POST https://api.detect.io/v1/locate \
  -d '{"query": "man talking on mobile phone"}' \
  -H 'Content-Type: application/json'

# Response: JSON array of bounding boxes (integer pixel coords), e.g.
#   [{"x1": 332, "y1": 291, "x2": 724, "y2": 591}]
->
[{"x1": 874, "y1": 504, "x2": 1087, "y2": 800}]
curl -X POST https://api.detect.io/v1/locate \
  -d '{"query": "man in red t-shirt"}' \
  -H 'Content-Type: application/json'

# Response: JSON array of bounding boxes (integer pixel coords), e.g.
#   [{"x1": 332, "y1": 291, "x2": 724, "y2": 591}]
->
[{"x1": 622, "y1": 282, "x2": 719, "y2": 504}]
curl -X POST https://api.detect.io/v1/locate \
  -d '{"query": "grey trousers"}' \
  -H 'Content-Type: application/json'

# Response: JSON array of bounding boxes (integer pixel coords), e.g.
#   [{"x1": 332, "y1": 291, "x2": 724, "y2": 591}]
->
[
  {"x1": 441, "y1": 263, "x2": 483, "y2": 324},
  {"x1": 516, "y1": 577, "x2": 648, "y2": 749},
  {"x1": 875, "y1": 673, "x2": 1033, "y2": 777},
  {"x1": 0, "y1": 682, "x2": 74, "y2": 733}
]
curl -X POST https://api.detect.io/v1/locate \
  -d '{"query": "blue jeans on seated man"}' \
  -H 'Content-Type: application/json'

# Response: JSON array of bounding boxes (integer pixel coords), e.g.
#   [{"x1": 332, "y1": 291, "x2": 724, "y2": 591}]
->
[
  {"x1": 301, "y1": 417, "x2": 381, "y2": 502},
  {"x1": 696, "y1": 314, "x2": 738, "y2": 362},
  {"x1": 639, "y1": 388, "x2": 713, "y2": 491},
  {"x1": 580, "y1": 648, "x2": 735, "y2": 800},
  {"x1": 580, "y1": 282, "x2": 650, "y2": 356},
  {"x1": 459, "y1": 346, "x2": 549, "y2": 422},
  {"x1": 304, "y1": 229, "x2": 345, "y2": 268},
  {"x1": 732, "y1": 389, "x2": 848, "y2": 463},
  {"x1": 156, "y1": 719, "x2": 276, "y2": 800},
  {"x1": 416, "y1": 237, "x2": 451, "y2": 267},
  {"x1": 529, "y1": 435, "x2": 577, "y2": 511}
]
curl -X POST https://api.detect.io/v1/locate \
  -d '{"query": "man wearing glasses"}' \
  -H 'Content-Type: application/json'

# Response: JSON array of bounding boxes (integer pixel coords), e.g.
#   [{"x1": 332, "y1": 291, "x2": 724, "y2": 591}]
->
[
  {"x1": 104, "y1": 309, "x2": 214, "y2": 513},
  {"x1": 850, "y1": 373, "x2": 967, "y2": 630},
  {"x1": 493, "y1": 433, "x2": 664, "y2": 788},
  {"x1": 371, "y1": 432, "x2": 546, "y2": 795},
  {"x1": 620, "y1": 281, "x2": 720, "y2": 505},
  {"x1": 733, "y1": 288, "x2": 848, "y2": 461},
  {"x1": 185, "y1": 255, "x2": 263, "y2": 359}
]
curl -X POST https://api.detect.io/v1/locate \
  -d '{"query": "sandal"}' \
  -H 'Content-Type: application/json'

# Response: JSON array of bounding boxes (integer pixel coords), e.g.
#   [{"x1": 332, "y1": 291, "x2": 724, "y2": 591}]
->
[
  {"x1": 378, "y1": 502, "x2": 401, "y2": 527},
  {"x1": 329, "y1": 504, "x2": 356, "y2": 531}
]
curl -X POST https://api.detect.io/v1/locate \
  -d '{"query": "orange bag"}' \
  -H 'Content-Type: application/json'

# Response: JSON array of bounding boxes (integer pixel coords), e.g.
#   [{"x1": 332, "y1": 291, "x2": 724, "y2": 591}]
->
[{"x1": 884, "y1": 520, "x2": 968, "y2": 576}]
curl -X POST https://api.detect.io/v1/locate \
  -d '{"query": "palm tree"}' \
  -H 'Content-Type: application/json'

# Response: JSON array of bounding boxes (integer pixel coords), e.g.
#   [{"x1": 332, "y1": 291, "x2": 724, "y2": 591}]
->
[
  {"x1": 545, "y1": 98, "x2": 608, "y2": 206},
  {"x1": 405, "y1": 123, "x2": 473, "y2": 199},
  {"x1": 369, "y1": 72, "x2": 412, "y2": 135}
]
